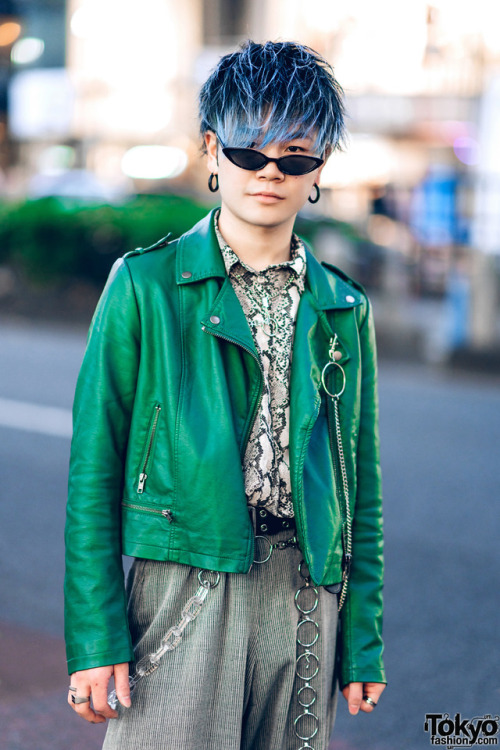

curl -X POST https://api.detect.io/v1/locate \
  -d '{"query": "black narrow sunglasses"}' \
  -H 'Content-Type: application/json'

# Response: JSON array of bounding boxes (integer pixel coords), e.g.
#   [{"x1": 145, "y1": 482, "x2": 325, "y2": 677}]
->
[{"x1": 219, "y1": 139, "x2": 323, "y2": 176}]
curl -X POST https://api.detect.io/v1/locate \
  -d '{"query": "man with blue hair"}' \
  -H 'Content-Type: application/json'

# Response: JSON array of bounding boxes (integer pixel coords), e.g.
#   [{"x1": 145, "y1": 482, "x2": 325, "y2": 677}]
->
[{"x1": 65, "y1": 41, "x2": 386, "y2": 749}]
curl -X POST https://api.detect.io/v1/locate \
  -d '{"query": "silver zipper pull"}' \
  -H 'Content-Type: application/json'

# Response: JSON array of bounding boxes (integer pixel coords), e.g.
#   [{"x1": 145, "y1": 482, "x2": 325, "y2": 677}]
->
[
  {"x1": 137, "y1": 473, "x2": 147, "y2": 493},
  {"x1": 162, "y1": 509, "x2": 173, "y2": 522},
  {"x1": 328, "y1": 334, "x2": 339, "y2": 362}
]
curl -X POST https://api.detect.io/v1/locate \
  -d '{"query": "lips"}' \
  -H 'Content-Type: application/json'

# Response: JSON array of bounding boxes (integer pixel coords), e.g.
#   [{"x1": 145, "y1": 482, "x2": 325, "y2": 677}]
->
[{"x1": 251, "y1": 192, "x2": 284, "y2": 199}]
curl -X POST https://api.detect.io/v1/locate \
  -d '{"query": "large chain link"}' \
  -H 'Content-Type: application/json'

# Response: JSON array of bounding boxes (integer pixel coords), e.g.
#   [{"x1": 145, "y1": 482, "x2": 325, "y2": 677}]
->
[
  {"x1": 253, "y1": 533, "x2": 298, "y2": 564},
  {"x1": 107, "y1": 569, "x2": 220, "y2": 709},
  {"x1": 294, "y1": 559, "x2": 321, "y2": 749}
]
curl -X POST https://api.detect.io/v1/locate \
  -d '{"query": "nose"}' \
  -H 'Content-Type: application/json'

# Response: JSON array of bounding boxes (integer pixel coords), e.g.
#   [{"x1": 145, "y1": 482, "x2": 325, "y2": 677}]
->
[{"x1": 256, "y1": 160, "x2": 284, "y2": 180}]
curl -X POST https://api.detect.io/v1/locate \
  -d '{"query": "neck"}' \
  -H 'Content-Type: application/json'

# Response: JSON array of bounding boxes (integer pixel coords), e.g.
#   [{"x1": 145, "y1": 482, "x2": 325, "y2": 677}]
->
[{"x1": 217, "y1": 207, "x2": 295, "y2": 271}]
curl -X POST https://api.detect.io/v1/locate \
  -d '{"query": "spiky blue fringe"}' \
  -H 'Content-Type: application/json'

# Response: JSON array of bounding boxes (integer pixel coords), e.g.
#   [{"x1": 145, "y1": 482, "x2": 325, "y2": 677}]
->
[{"x1": 199, "y1": 41, "x2": 347, "y2": 156}]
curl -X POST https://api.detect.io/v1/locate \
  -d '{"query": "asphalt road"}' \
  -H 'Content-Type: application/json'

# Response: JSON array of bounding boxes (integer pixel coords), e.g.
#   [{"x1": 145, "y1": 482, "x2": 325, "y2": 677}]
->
[{"x1": 0, "y1": 316, "x2": 499, "y2": 750}]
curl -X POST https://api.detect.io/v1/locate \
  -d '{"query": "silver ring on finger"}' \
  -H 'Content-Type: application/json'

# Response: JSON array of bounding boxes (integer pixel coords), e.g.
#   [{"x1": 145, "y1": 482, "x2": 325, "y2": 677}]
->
[
  {"x1": 363, "y1": 695, "x2": 377, "y2": 708},
  {"x1": 71, "y1": 694, "x2": 91, "y2": 704}
]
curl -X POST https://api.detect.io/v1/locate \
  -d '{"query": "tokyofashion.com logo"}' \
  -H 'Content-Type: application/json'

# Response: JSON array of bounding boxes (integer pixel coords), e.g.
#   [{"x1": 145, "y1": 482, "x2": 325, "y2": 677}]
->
[{"x1": 424, "y1": 713, "x2": 500, "y2": 747}]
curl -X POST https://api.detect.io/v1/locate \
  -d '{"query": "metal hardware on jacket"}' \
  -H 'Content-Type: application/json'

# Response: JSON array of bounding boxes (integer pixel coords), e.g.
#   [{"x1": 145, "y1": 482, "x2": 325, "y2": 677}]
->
[{"x1": 64, "y1": 209, "x2": 385, "y2": 690}]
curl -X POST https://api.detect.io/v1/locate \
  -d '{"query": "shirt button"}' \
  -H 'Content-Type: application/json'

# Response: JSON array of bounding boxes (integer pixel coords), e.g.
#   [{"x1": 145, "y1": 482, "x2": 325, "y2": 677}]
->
[
  {"x1": 346, "y1": 295, "x2": 355, "y2": 303},
  {"x1": 259, "y1": 509, "x2": 267, "y2": 518},
  {"x1": 181, "y1": 271, "x2": 192, "y2": 279},
  {"x1": 210, "y1": 315, "x2": 220, "y2": 324}
]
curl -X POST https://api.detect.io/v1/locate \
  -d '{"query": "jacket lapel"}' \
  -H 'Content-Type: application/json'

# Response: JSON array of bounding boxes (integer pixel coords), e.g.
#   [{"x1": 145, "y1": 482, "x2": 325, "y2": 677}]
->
[
  {"x1": 201, "y1": 276, "x2": 259, "y2": 357},
  {"x1": 177, "y1": 210, "x2": 258, "y2": 356}
]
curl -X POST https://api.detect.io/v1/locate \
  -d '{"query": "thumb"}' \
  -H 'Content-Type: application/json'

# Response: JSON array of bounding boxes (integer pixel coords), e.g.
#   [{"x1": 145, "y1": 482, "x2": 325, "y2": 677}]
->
[
  {"x1": 346, "y1": 682, "x2": 363, "y2": 715},
  {"x1": 114, "y1": 662, "x2": 131, "y2": 708}
]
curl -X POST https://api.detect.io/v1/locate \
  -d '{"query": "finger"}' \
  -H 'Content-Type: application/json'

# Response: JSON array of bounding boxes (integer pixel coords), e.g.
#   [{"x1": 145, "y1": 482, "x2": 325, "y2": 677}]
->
[
  {"x1": 370, "y1": 682, "x2": 386, "y2": 700},
  {"x1": 346, "y1": 682, "x2": 363, "y2": 715},
  {"x1": 360, "y1": 695, "x2": 376, "y2": 713},
  {"x1": 113, "y1": 662, "x2": 131, "y2": 708},
  {"x1": 360, "y1": 682, "x2": 386, "y2": 713},
  {"x1": 68, "y1": 688, "x2": 106, "y2": 724},
  {"x1": 75, "y1": 699, "x2": 107, "y2": 724},
  {"x1": 90, "y1": 674, "x2": 118, "y2": 720}
]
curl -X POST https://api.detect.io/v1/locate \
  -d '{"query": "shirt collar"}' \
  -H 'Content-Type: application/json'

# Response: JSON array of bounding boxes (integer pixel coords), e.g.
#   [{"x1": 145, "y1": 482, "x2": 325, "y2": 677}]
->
[{"x1": 214, "y1": 210, "x2": 306, "y2": 279}]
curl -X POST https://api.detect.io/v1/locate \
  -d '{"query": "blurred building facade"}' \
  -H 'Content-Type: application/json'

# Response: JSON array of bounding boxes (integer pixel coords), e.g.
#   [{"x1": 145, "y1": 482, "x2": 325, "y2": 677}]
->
[
  {"x1": 2, "y1": 1, "x2": 497, "y2": 192},
  {"x1": 1, "y1": 0, "x2": 500, "y2": 348}
]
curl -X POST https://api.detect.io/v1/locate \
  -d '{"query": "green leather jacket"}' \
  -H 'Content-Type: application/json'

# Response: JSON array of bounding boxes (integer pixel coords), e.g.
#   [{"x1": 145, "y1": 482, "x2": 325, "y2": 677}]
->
[{"x1": 65, "y1": 210, "x2": 385, "y2": 688}]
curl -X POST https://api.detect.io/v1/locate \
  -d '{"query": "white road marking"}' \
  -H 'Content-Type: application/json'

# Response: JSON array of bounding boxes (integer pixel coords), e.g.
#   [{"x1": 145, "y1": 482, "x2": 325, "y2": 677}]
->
[{"x1": 0, "y1": 397, "x2": 72, "y2": 438}]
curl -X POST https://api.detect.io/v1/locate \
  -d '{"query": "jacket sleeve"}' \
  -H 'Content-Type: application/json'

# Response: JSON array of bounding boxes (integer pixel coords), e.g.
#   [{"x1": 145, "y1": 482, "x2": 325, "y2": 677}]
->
[
  {"x1": 339, "y1": 298, "x2": 386, "y2": 688},
  {"x1": 64, "y1": 258, "x2": 140, "y2": 674}
]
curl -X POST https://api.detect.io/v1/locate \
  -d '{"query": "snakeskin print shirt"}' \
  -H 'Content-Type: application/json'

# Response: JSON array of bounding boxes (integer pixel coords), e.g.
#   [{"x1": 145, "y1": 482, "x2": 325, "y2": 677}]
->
[{"x1": 214, "y1": 213, "x2": 306, "y2": 518}]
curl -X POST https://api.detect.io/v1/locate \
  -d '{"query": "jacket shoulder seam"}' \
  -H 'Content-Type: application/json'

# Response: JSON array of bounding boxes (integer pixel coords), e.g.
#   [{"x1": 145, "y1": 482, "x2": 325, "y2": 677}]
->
[{"x1": 123, "y1": 233, "x2": 173, "y2": 259}]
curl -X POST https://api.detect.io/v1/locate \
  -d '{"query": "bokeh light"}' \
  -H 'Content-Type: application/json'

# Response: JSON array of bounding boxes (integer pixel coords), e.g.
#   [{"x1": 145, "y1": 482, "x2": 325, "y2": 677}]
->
[
  {"x1": 11, "y1": 38, "x2": 45, "y2": 65},
  {"x1": 121, "y1": 146, "x2": 188, "y2": 179},
  {"x1": 0, "y1": 21, "x2": 22, "y2": 46},
  {"x1": 453, "y1": 136, "x2": 479, "y2": 166}
]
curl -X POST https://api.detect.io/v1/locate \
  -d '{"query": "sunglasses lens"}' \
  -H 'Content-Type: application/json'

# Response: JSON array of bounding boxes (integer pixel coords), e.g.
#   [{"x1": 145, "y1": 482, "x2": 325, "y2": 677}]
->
[
  {"x1": 279, "y1": 157, "x2": 321, "y2": 175},
  {"x1": 223, "y1": 149, "x2": 267, "y2": 171},
  {"x1": 222, "y1": 147, "x2": 323, "y2": 175}
]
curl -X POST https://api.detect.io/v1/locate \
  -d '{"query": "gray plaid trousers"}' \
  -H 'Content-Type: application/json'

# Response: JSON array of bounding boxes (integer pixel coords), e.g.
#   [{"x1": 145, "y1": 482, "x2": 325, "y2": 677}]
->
[{"x1": 103, "y1": 531, "x2": 339, "y2": 750}]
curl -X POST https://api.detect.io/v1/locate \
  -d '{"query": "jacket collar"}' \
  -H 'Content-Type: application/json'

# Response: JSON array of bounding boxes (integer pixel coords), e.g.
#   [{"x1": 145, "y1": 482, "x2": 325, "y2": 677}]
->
[
  {"x1": 302, "y1": 244, "x2": 363, "y2": 311},
  {"x1": 176, "y1": 209, "x2": 363, "y2": 312},
  {"x1": 176, "y1": 209, "x2": 226, "y2": 283}
]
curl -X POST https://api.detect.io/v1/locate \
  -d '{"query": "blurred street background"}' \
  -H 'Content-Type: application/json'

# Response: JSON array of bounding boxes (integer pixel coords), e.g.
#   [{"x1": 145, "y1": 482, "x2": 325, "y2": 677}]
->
[{"x1": 0, "y1": 1, "x2": 500, "y2": 748}]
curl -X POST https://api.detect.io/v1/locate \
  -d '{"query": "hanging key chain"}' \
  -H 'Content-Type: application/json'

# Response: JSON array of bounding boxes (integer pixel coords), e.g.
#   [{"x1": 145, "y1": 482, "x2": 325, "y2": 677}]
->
[
  {"x1": 320, "y1": 334, "x2": 345, "y2": 399},
  {"x1": 321, "y1": 335, "x2": 352, "y2": 612}
]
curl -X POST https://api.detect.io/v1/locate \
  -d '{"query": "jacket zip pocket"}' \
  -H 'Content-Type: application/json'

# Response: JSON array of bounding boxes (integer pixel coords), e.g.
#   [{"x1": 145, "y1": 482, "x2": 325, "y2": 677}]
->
[
  {"x1": 122, "y1": 501, "x2": 173, "y2": 522},
  {"x1": 137, "y1": 404, "x2": 162, "y2": 493}
]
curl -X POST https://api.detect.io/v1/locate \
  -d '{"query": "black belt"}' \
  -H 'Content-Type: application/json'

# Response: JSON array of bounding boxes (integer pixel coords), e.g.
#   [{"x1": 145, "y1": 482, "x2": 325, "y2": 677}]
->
[{"x1": 250, "y1": 507, "x2": 296, "y2": 536}]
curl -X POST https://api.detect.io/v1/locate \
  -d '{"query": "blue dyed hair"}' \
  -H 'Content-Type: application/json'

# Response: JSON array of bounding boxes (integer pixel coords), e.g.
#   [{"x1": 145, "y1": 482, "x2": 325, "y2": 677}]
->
[{"x1": 199, "y1": 41, "x2": 347, "y2": 156}]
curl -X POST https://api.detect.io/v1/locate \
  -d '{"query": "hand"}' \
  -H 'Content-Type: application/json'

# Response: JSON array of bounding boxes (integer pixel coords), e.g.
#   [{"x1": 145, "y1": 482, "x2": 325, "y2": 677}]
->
[
  {"x1": 342, "y1": 681, "x2": 386, "y2": 715},
  {"x1": 68, "y1": 663, "x2": 130, "y2": 723}
]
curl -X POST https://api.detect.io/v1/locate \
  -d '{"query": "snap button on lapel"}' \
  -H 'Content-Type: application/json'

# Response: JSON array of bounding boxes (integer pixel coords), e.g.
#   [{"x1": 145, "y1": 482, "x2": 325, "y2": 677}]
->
[
  {"x1": 210, "y1": 315, "x2": 220, "y2": 324},
  {"x1": 346, "y1": 295, "x2": 355, "y2": 303},
  {"x1": 181, "y1": 271, "x2": 192, "y2": 279}
]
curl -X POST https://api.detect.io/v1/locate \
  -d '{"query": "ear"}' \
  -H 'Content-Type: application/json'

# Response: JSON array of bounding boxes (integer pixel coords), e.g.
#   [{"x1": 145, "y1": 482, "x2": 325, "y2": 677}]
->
[{"x1": 204, "y1": 131, "x2": 219, "y2": 174}]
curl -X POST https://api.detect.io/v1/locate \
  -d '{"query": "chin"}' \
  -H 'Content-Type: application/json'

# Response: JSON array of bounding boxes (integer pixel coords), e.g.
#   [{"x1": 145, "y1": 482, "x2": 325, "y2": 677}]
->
[{"x1": 243, "y1": 205, "x2": 298, "y2": 228}]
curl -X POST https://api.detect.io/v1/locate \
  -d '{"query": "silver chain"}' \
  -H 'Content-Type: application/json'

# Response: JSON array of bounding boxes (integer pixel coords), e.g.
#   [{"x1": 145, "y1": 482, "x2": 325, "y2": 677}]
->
[
  {"x1": 107, "y1": 569, "x2": 220, "y2": 709},
  {"x1": 253, "y1": 533, "x2": 298, "y2": 564},
  {"x1": 254, "y1": 536, "x2": 322, "y2": 749},
  {"x1": 294, "y1": 559, "x2": 321, "y2": 749},
  {"x1": 108, "y1": 545, "x2": 325, "y2": 750},
  {"x1": 321, "y1": 334, "x2": 352, "y2": 612},
  {"x1": 332, "y1": 392, "x2": 352, "y2": 611}
]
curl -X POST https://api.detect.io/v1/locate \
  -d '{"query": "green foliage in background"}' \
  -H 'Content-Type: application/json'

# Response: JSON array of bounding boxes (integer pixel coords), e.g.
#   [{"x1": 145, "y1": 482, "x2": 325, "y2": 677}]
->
[
  {"x1": 0, "y1": 195, "x2": 210, "y2": 284},
  {"x1": 0, "y1": 195, "x2": 355, "y2": 285}
]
